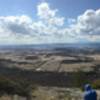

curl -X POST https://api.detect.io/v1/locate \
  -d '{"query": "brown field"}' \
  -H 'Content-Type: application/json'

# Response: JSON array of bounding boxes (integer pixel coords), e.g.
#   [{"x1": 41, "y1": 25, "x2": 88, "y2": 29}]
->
[
  {"x1": 0, "y1": 47, "x2": 100, "y2": 100},
  {"x1": 0, "y1": 51, "x2": 99, "y2": 72}
]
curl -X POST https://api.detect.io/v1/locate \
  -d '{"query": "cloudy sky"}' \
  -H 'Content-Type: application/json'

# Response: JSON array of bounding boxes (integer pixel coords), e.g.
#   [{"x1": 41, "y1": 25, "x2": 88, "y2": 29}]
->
[{"x1": 0, "y1": 0, "x2": 100, "y2": 45}]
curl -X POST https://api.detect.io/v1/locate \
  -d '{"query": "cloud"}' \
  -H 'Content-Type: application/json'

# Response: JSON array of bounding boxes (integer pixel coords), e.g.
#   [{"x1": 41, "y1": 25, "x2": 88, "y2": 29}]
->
[
  {"x1": 64, "y1": 9, "x2": 100, "y2": 43},
  {"x1": 71, "y1": 9, "x2": 100, "y2": 36},
  {"x1": 0, "y1": 2, "x2": 100, "y2": 44},
  {"x1": 0, "y1": 16, "x2": 33, "y2": 35},
  {"x1": 37, "y1": 2, "x2": 57, "y2": 19},
  {"x1": 37, "y1": 2, "x2": 64, "y2": 26}
]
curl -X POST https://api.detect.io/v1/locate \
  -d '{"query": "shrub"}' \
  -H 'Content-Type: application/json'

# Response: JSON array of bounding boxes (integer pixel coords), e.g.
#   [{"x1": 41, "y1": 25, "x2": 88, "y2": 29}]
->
[
  {"x1": 92, "y1": 79, "x2": 100, "y2": 89},
  {"x1": 0, "y1": 75, "x2": 36, "y2": 96}
]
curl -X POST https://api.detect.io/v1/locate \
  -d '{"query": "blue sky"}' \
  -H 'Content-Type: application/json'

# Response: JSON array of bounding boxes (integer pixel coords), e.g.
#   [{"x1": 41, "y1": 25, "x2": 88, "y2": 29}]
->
[
  {"x1": 0, "y1": 0, "x2": 100, "y2": 18},
  {"x1": 0, "y1": 0, "x2": 100, "y2": 44}
]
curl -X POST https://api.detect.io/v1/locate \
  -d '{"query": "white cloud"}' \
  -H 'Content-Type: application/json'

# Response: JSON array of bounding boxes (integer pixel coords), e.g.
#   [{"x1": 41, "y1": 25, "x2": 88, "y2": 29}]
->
[
  {"x1": 37, "y1": 2, "x2": 57, "y2": 19},
  {"x1": 37, "y1": 2, "x2": 64, "y2": 26},
  {"x1": 0, "y1": 15, "x2": 33, "y2": 35},
  {"x1": 0, "y1": 2, "x2": 100, "y2": 44},
  {"x1": 71, "y1": 9, "x2": 100, "y2": 36}
]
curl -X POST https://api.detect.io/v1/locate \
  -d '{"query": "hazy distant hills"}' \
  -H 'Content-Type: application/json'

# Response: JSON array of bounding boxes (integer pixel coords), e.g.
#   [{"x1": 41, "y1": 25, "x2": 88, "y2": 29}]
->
[
  {"x1": 0, "y1": 43, "x2": 100, "y2": 55},
  {"x1": 0, "y1": 43, "x2": 100, "y2": 49}
]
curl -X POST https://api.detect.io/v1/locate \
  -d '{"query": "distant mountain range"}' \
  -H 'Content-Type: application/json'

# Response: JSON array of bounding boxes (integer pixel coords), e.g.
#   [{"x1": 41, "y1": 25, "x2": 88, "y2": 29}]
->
[{"x1": 0, "y1": 43, "x2": 100, "y2": 50}]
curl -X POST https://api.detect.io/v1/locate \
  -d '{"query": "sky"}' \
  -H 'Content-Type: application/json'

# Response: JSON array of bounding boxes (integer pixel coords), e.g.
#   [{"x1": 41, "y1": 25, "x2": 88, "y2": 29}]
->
[{"x1": 0, "y1": 0, "x2": 100, "y2": 45}]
